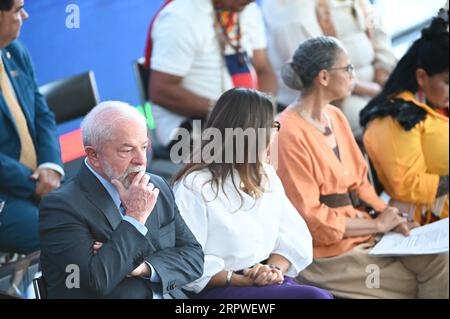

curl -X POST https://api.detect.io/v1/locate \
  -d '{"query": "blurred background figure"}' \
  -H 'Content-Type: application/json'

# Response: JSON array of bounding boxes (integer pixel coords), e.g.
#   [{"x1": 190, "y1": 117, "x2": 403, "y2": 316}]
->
[
  {"x1": 360, "y1": 14, "x2": 449, "y2": 225},
  {"x1": 146, "y1": 0, "x2": 276, "y2": 151},
  {"x1": 262, "y1": 0, "x2": 396, "y2": 135}
]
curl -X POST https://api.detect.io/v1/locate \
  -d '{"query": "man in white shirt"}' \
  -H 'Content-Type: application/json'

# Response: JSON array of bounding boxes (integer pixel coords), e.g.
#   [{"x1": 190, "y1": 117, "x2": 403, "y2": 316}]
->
[{"x1": 147, "y1": 0, "x2": 277, "y2": 148}]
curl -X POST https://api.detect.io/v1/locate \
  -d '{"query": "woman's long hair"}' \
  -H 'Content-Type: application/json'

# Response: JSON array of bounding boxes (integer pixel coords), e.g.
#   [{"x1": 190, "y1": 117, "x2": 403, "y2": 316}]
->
[
  {"x1": 172, "y1": 88, "x2": 275, "y2": 208},
  {"x1": 360, "y1": 16, "x2": 449, "y2": 127}
]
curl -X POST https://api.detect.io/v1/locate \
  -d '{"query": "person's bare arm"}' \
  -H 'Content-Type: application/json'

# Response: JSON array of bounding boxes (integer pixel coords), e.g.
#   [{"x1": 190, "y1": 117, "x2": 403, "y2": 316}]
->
[
  {"x1": 344, "y1": 218, "x2": 379, "y2": 237},
  {"x1": 374, "y1": 68, "x2": 390, "y2": 86},
  {"x1": 353, "y1": 78, "x2": 382, "y2": 98},
  {"x1": 252, "y1": 49, "x2": 277, "y2": 96},
  {"x1": 344, "y1": 207, "x2": 416, "y2": 238},
  {"x1": 149, "y1": 70, "x2": 210, "y2": 118}
]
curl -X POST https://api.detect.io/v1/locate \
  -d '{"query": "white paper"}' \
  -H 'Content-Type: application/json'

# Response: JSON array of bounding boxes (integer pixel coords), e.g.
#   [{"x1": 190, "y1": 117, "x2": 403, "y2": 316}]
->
[{"x1": 369, "y1": 218, "x2": 449, "y2": 256}]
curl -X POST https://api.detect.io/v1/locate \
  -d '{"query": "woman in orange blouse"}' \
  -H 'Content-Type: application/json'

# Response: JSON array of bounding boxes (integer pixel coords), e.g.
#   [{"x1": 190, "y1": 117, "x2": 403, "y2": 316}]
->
[{"x1": 276, "y1": 36, "x2": 448, "y2": 299}]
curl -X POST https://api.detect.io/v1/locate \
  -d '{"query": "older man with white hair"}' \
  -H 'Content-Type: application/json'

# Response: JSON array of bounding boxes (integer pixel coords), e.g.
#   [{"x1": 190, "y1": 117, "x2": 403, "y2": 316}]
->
[{"x1": 39, "y1": 101, "x2": 204, "y2": 299}]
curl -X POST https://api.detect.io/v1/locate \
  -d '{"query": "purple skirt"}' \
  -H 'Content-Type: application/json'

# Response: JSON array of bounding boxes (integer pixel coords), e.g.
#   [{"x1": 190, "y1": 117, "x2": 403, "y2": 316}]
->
[{"x1": 190, "y1": 277, "x2": 333, "y2": 299}]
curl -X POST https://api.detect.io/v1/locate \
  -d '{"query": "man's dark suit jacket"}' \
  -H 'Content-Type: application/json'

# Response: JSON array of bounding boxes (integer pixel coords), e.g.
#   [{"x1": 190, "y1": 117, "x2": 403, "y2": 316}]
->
[{"x1": 39, "y1": 162, "x2": 204, "y2": 299}]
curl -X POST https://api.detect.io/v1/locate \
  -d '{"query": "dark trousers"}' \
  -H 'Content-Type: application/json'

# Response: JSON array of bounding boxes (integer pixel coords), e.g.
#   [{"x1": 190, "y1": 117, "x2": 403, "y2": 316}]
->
[{"x1": 0, "y1": 195, "x2": 39, "y2": 254}]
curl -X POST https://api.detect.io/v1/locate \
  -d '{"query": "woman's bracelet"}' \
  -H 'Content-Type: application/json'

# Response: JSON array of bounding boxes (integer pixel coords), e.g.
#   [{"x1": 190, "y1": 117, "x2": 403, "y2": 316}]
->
[{"x1": 268, "y1": 264, "x2": 282, "y2": 271}]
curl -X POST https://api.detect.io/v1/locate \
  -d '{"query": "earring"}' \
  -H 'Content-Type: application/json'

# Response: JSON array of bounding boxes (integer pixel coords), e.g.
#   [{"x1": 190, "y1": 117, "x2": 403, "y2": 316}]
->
[{"x1": 417, "y1": 88, "x2": 426, "y2": 104}]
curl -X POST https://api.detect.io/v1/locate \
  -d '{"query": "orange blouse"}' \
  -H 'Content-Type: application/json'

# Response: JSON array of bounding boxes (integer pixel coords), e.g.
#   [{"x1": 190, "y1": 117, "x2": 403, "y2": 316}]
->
[{"x1": 277, "y1": 106, "x2": 387, "y2": 258}]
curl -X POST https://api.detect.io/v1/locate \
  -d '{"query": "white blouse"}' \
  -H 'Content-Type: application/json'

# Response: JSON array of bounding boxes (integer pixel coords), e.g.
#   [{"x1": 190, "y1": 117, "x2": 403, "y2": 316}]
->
[{"x1": 174, "y1": 164, "x2": 313, "y2": 293}]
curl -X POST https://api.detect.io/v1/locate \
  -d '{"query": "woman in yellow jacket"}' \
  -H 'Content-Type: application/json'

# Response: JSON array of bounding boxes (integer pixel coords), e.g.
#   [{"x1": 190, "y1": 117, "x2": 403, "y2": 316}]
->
[{"x1": 360, "y1": 16, "x2": 449, "y2": 225}]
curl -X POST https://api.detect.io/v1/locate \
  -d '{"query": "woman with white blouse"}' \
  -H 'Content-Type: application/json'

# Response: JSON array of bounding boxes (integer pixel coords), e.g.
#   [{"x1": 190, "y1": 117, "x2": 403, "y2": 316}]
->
[{"x1": 173, "y1": 88, "x2": 332, "y2": 299}]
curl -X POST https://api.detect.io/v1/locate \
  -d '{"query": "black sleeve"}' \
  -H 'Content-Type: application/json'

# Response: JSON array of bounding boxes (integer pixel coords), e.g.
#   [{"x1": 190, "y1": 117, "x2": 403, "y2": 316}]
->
[{"x1": 437, "y1": 176, "x2": 449, "y2": 198}]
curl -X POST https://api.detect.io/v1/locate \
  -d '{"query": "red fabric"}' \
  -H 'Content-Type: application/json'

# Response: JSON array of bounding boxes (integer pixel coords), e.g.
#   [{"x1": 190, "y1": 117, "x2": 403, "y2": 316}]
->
[
  {"x1": 144, "y1": 0, "x2": 173, "y2": 69},
  {"x1": 59, "y1": 129, "x2": 85, "y2": 163},
  {"x1": 231, "y1": 71, "x2": 258, "y2": 89}
]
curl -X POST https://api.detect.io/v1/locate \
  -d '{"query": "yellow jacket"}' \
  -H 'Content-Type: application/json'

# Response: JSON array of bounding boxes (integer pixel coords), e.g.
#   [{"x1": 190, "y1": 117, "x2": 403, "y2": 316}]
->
[{"x1": 364, "y1": 91, "x2": 449, "y2": 224}]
